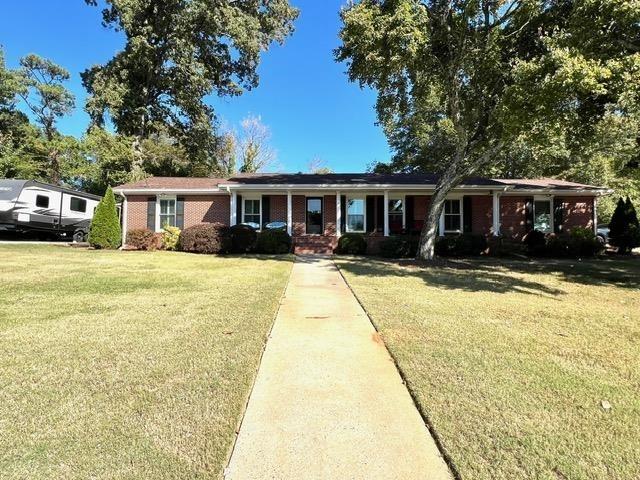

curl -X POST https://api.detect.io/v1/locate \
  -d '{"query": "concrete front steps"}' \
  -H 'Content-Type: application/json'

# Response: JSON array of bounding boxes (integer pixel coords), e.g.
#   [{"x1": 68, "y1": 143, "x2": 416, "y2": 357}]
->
[{"x1": 293, "y1": 236, "x2": 337, "y2": 255}]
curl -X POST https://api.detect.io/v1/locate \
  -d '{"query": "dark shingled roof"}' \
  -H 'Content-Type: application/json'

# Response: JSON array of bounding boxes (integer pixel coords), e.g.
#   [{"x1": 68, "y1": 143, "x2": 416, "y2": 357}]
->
[{"x1": 114, "y1": 173, "x2": 604, "y2": 191}]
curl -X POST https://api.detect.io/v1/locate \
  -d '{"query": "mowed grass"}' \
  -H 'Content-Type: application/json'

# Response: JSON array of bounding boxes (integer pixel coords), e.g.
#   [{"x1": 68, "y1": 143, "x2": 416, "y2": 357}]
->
[
  {"x1": 0, "y1": 245, "x2": 293, "y2": 479},
  {"x1": 336, "y1": 256, "x2": 640, "y2": 480}
]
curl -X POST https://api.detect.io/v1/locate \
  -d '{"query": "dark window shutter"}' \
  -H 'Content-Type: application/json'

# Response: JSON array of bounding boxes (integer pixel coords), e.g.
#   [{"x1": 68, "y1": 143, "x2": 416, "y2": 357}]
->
[
  {"x1": 463, "y1": 196, "x2": 473, "y2": 233},
  {"x1": 525, "y1": 198, "x2": 534, "y2": 232},
  {"x1": 236, "y1": 194, "x2": 243, "y2": 224},
  {"x1": 405, "y1": 196, "x2": 415, "y2": 234},
  {"x1": 146, "y1": 197, "x2": 155, "y2": 230},
  {"x1": 340, "y1": 195, "x2": 346, "y2": 234},
  {"x1": 366, "y1": 196, "x2": 375, "y2": 232},
  {"x1": 554, "y1": 198, "x2": 564, "y2": 234},
  {"x1": 376, "y1": 195, "x2": 384, "y2": 232},
  {"x1": 262, "y1": 195, "x2": 271, "y2": 229},
  {"x1": 176, "y1": 197, "x2": 185, "y2": 229}
]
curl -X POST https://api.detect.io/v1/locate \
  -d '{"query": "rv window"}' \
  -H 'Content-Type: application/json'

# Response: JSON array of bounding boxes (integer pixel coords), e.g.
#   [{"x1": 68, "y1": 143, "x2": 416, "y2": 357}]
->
[
  {"x1": 70, "y1": 197, "x2": 87, "y2": 213},
  {"x1": 36, "y1": 195, "x2": 49, "y2": 208}
]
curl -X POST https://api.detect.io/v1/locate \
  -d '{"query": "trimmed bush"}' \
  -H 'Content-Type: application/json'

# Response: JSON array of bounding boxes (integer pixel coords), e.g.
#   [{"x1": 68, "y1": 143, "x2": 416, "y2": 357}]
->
[
  {"x1": 379, "y1": 235, "x2": 418, "y2": 258},
  {"x1": 435, "y1": 233, "x2": 488, "y2": 257},
  {"x1": 162, "y1": 226, "x2": 181, "y2": 251},
  {"x1": 609, "y1": 197, "x2": 640, "y2": 253},
  {"x1": 256, "y1": 229, "x2": 292, "y2": 254},
  {"x1": 523, "y1": 229, "x2": 547, "y2": 256},
  {"x1": 180, "y1": 223, "x2": 230, "y2": 254},
  {"x1": 88, "y1": 186, "x2": 121, "y2": 249},
  {"x1": 545, "y1": 228, "x2": 603, "y2": 258},
  {"x1": 336, "y1": 233, "x2": 367, "y2": 255},
  {"x1": 126, "y1": 228, "x2": 162, "y2": 251},
  {"x1": 228, "y1": 224, "x2": 258, "y2": 253}
]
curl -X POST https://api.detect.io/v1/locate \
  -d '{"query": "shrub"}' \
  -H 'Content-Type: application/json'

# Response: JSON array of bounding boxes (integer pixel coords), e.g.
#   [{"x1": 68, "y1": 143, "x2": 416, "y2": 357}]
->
[
  {"x1": 228, "y1": 224, "x2": 258, "y2": 253},
  {"x1": 256, "y1": 229, "x2": 292, "y2": 254},
  {"x1": 435, "y1": 233, "x2": 488, "y2": 257},
  {"x1": 379, "y1": 235, "x2": 418, "y2": 258},
  {"x1": 162, "y1": 225, "x2": 181, "y2": 251},
  {"x1": 88, "y1": 186, "x2": 121, "y2": 249},
  {"x1": 336, "y1": 233, "x2": 367, "y2": 254},
  {"x1": 180, "y1": 223, "x2": 230, "y2": 254},
  {"x1": 609, "y1": 197, "x2": 640, "y2": 253},
  {"x1": 523, "y1": 229, "x2": 547, "y2": 256},
  {"x1": 126, "y1": 228, "x2": 162, "y2": 251}
]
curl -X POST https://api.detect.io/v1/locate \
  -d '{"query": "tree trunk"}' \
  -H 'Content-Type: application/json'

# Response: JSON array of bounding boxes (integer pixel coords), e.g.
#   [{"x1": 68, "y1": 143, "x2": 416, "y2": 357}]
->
[
  {"x1": 49, "y1": 149, "x2": 60, "y2": 185},
  {"x1": 416, "y1": 179, "x2": 457, "y2": 260}
]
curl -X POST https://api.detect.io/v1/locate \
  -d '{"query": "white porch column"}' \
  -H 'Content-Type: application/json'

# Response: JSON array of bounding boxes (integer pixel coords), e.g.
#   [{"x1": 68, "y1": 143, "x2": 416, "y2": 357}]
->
[
  {"x1": 230, "y1": 191, "x2": 238, "y2": 226},
  {"x1": 383, "y1": 190, "x2": 390, "y2": 236},
  {"x1": 492, "y1": 191, "x2": 501, "y2": 236},
  {"x1": 336, "y1": 191, "x2": 341, "y2": 237},
  {"x1": 121, "y1": 194, "x2": 128, "y2": 248},
  {"x1": 593, "y1": 196, "x2": 598, "y2": 234},
  {"x1": 287, "y1": 190, "x2": 293, "y2": 236}
]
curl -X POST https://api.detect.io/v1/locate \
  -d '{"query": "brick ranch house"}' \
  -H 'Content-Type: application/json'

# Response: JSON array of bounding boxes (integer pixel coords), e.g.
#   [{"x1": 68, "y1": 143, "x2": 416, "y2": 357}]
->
[{"x1": 113, "y1": 174, "x2": 609, "y2": 254}]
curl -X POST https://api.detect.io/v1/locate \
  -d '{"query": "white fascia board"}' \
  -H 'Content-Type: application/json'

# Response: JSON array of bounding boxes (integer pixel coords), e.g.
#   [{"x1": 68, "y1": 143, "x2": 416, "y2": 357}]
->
[
  {"x1": 502, "y1": 188, "x2": 611, "y2": 196},
  {"x1": 218, "y1": 183, "x2": 497, "y2": 191},
  {"x1": 113, "y1": 188, "x2": 223, "y2": 195}
]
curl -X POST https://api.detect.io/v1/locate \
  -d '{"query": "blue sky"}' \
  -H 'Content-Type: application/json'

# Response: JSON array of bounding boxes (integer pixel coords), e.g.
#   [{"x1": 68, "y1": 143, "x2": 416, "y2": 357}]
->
[{"x1": 0, "y1": 1, "x2": 392, "y2": 173}]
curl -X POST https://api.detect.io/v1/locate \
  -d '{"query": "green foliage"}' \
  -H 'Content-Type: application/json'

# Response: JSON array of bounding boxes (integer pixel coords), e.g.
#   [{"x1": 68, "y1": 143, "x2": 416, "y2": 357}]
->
[
  {"x1": 126, "y1": 228, "x2": 161, "y2": 251},
  {"x1": 82, "y1": 0, "x2": 298, "y2": 167},
  {"x1": 256, "y1": 230, "x2": 292, "y2": 254},
  {"x1": 228, "y1": 224, "x2": 258, "y2": 253},
  {"x1": 545, "y1": 229, "x2": 604, "y2": 258},
  {"x1": 88, "y1": 186, "x2": 122, "y2": 249},
  {"x1": 162, "y1": 226, "x2": 181, "y2": 251},
  {"x1": 379, "y1": 235, "x2": 418, "y2": 258},
  {"x1": 609, "y1": 197, "x2": 640, "y2": 253},
  {"x1": 435, "y1": 234, "x2": 488, "y2": 257},
  {"x1": 336, "y1": 233, "x2": 367, "y2": 255},
  {"x1": 180, "y1": 223, "x2": 230, "y2": 254}
]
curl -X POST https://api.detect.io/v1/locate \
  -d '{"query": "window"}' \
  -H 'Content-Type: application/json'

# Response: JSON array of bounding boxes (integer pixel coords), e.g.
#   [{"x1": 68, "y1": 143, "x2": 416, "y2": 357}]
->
[
  {"x1": 159, "y1": 198, "x2": 176, "y2": 228},
  {"x1": 243, "y1": 199, "x2": 261, "y2": 227},
  {"x1": 444, "y1": 199, "x2": 462, "y2": 232},
  {"x1": 347, "y1": 198, "x2": 365, "y2": 232},
  {"x1": 534, "y1": 199, "x2": 552, "y2": 233},
  {"x1": 36, "y1": 195, "x2": 49, "y2": 208},
  {"x1": 70, "y1": 197, "x2": 87, "y2": 213},
  {"x1": 388, "y1": 198, "x2": 404, "y2": 234}
]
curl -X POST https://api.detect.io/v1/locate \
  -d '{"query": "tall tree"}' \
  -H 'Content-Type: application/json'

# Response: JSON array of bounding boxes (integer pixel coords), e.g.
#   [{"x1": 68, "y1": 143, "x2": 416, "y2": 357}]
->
[
  {"x1": 337, "y1": 0, "x2": 640, "y2": 259},
  {"x1": 238, "y1": 115, "x2": 276, "y2": 173},
  {"x1": 82, "y1": 0, "x2": 298, "y2": 170},
  {"x1": 16, "y1": 54, "x2": 76, "y2": 184}
]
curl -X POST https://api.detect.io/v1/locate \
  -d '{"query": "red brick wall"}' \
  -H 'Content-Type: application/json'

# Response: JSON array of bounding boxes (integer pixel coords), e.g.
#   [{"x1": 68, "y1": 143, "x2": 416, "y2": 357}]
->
[
  {"x1": 562, "y1": 197, "x2": 594, "y2": 231},
  {"x1": 292, "y1": 195, "x2": 306, "y2": 235},
  {"x1": 324, "y1": 195, "x2": 337, "y2": 236},
  {"x1": 500, "y1": 196, "x2": 528, "y2": 239},
  {"x1": 412, "y1": 195, "x2": 431, "y2": 231},
  {"x1": 126, "y1": 196, "x2": 149, "y2": 230},
  {"x1": 269, "y1": 195, "x2": 287, "y2": 223},
  {"x1": 471, "y1": 195, "x2": 493, "y2": 235}
]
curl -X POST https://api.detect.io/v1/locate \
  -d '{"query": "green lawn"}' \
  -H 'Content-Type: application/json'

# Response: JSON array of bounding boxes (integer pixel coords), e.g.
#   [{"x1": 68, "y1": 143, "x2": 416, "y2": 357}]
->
[
  {"x1": 336, "y1": 256, "x2": 640, "y2": 480},
  {"x1": 0, "y1": 245, "x2": 292, "y2": 479}
]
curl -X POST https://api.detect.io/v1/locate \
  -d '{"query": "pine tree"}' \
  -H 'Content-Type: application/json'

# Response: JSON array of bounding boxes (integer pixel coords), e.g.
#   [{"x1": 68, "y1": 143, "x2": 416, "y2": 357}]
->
[
  {"x1": 624, "y1": 197, "x2": 640, "y2": 252},
  {"x1": 608, "y1": 198, "x2": 627, "y2": 252},
  {"x1": 88, "y1": 186, "x2": 121, "y2": 249}
]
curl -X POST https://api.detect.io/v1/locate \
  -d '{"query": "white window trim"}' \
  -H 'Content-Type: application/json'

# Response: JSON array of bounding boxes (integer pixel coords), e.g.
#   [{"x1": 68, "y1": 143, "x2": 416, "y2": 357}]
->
[
  {"x1": 345, "y1": 195, "x2": 367, "y2": 233},
  {"x1": 440, "y1": 196, "x2": 464, "y2": 234},
  {"x1": 533, "y1": 195, "x2": 554, "y2": 234},
  {"x1": 242, "y1": 196, "x2": 262, "y2": 230},
  {"x1": 388, "y1": 195, "x2": 406, "y2": 233},
  {"x1": 156, "y1": 194, "x2": 177, "y2": 232}
]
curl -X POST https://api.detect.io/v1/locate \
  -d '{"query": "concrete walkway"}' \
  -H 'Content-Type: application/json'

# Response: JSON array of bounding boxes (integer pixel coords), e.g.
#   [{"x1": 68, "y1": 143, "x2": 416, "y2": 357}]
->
[{"x1": 224, "y1": 256, "x2": 452, "y2": 480}]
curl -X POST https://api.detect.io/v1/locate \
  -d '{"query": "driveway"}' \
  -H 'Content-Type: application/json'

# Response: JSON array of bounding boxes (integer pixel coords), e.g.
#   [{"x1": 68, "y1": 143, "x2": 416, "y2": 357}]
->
[{"x1": 224, "y1": 256, "x2": 452, "y2": 480}]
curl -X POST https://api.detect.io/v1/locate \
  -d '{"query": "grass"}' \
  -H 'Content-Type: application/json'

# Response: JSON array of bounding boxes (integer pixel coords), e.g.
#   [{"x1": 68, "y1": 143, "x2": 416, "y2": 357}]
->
[
  {"x1": 336, "y1": 256, "x2": 640, "y2": 480},
  {"x1": 0, "y1": 245, "x2": 293, "y2": 479}
]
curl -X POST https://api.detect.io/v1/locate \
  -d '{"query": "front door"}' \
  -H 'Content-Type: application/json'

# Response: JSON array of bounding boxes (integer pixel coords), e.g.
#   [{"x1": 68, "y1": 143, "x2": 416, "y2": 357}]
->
[{"x1": 306, "y1": 197, "x2": 323, "y2": 235}]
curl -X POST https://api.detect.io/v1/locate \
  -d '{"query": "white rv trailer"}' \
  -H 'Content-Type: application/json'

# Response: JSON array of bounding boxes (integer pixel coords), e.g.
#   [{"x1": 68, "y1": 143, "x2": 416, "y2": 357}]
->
[{"x1": 0, "y1": 179, "x2": 102, "y2": 241}]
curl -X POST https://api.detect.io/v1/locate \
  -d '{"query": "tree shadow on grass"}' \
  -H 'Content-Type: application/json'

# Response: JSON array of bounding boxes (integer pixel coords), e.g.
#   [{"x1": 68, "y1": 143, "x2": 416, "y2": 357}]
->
[{"x1": 338, "y1": 255, "x2": 640, "y2": 296}]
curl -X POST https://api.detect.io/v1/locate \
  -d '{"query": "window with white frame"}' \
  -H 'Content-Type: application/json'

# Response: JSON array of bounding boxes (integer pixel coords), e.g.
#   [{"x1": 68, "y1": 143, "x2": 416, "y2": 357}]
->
[
  {"x1": 243, "y1": 198, "x2": 261, "y2": 227},
  {"x1": 388, "y1": 198, "x2": 404, "y2": 234},
  {"x1": 444, "y1": 199, "x2": 462, "y2": 232},
  {"x1": 346, "y1": 198, "x2": 365, "y2": 232},
  {"x1": 534, "y1": 199, "x2": 552, "y2": 233},
  {"x1": 159, "y1": 197, "x2": 177, "y2": 228}
]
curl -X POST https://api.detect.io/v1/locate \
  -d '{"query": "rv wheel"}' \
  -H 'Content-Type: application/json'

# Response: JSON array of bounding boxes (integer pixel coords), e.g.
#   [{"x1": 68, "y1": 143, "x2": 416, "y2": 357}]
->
[{"x1": 73, "y1": 230, "x2": 86, "y2": 243}]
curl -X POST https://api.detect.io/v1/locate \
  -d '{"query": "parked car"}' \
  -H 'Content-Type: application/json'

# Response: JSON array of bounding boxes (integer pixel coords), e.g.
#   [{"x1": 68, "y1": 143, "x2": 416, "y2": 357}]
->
[
  {"x1": 0, "y1": 179, "x2": 102, "y2": 242},
  {"x1": 597, "y1": 223, "x2": 609, "y2": 245}
]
